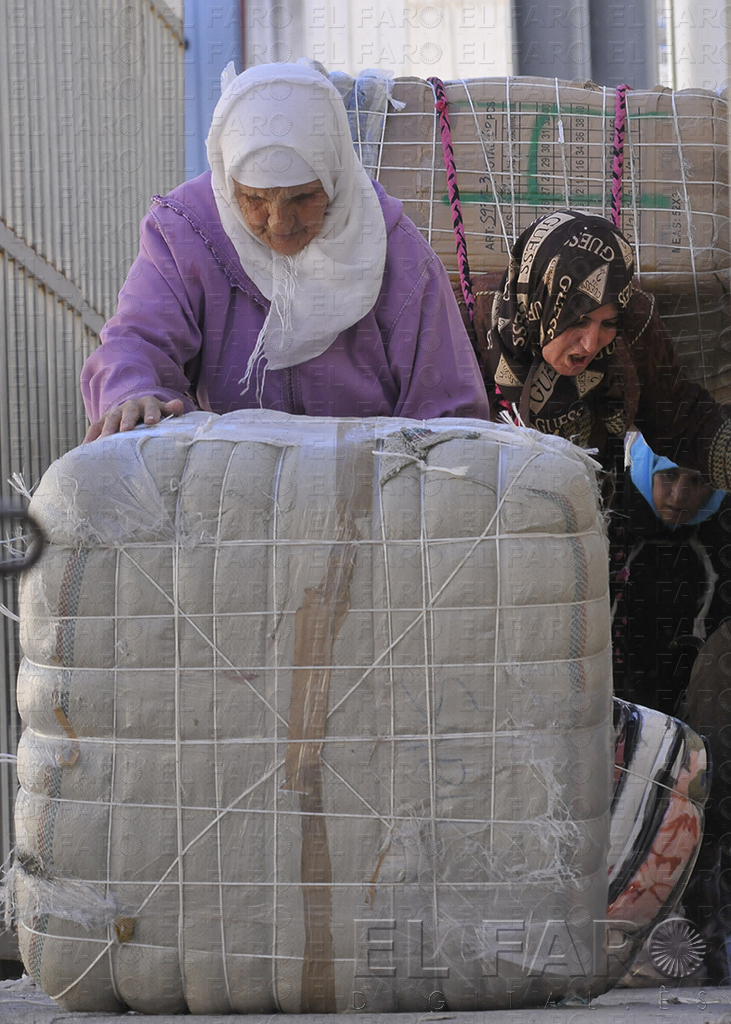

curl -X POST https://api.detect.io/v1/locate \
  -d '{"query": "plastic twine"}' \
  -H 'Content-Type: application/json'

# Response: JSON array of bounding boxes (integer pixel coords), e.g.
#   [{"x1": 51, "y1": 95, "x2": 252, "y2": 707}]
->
[
  {"x1": 427, "y1": 77, "x2": 474, "y2": 324},
  {"x1": 611, "y1": 84, "x2": 632, "y2": 229}
]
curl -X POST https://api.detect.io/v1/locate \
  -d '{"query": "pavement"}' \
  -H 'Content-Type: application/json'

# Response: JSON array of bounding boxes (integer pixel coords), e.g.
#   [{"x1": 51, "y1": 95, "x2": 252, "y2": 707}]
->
[
  {"x1": 2, "y1": 976, "x2": 731, "y2": 1024},
  {"x1": 1, "y1": 925, "x2": 728, "y2": 1023}
]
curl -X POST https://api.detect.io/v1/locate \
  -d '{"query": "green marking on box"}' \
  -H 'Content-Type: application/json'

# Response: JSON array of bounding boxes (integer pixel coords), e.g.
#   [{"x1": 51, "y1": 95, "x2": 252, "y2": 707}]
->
[{"x1": 438, "y1": 111, "x2": 676, "y2": 210}]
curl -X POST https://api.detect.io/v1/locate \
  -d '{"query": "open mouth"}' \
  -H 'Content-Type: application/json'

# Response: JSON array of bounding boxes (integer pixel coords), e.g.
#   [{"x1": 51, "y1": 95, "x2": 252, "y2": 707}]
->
[{"x1": 569, "y1": 354, "x2": 589, "y2": 369}]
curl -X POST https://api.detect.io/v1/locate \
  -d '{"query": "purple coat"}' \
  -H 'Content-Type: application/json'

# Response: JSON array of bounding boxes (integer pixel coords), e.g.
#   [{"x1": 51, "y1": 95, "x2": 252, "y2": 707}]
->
[{"x1": 82, "y1": 173, "x2": 490, "y2": 422}]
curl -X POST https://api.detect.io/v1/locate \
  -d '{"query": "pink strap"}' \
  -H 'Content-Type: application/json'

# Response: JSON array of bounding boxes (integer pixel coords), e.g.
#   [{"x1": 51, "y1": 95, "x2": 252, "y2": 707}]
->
[
  {"x1": 428, "y1": 77, "x2": 474, "y2": 325},
  {"x1": 611, "y1": 85, "x2": 632, "y2": 229}
]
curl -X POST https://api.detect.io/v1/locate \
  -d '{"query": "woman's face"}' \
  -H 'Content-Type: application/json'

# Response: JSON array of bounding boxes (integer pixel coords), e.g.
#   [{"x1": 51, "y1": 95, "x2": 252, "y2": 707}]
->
[
  {"x1": 541, "y1": 303, "x2": 620, "y2": 376},
  {"x1": 234, "y1": 179, "x2": 329, "y2": 255},
  {"x1": 652, "y1": 468, "x2": 714, "y2": 527}
]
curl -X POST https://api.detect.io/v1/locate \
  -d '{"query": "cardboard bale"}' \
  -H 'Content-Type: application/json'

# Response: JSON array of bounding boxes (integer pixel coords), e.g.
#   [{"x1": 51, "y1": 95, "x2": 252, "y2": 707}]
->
[
  {"x1": 655, "y1": 279, "x2": 731, "y2": 403},
  {"x1": 378, "y1": 78, "x2": 729, "y2": 294}
]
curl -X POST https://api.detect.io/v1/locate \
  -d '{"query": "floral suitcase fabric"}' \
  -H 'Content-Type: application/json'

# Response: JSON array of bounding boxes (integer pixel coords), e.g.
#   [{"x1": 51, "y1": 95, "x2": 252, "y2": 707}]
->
[{"x1": 608, "y1": 698, "x2": 710, "y2": 932}]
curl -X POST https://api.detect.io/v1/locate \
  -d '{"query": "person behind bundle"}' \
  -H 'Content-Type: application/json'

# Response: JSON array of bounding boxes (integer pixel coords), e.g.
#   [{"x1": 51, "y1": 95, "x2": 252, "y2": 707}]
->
[
  {"x1": 609, "y1": 434, "x2": 731, "y2": 983},
  {"x1": 611, "y1": 433, "x2": 730, "y2": 716},
  {"x1": 483, "y1": 209, "x2": 731, "y2": 490},
  {"x1": 81, "y1": 62, "x2": 489, "y2": 439}
]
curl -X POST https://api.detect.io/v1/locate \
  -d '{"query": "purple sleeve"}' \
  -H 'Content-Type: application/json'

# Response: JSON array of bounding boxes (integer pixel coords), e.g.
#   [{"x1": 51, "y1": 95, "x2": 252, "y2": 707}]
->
[
  {"x1": 379, "y1": 222, "x2": 490, "y2": 421},
  {"x1": 81, "y1": 208, "x2": 202, "y2": 422}
]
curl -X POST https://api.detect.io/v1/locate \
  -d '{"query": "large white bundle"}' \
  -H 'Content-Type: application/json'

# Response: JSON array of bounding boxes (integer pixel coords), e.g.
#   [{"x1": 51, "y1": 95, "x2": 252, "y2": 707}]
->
[{"x1": 11, "y1": 411, "x2": 613, "y2": 1013}]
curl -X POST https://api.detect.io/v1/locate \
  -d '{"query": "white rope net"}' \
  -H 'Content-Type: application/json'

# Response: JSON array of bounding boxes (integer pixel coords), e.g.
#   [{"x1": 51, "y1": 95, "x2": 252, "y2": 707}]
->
[
  {"x1": 374, "y1": 77, "x2": 731, "y2": 401},
  {"x1": 7, "y1": 411, "x2": 612, "y2": 1014}
]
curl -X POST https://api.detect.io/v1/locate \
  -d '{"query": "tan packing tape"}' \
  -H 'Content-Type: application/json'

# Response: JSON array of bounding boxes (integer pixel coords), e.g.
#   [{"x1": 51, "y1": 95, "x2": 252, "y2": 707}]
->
[{"x1": 284, "y1": 425, "x2": 373, "y2": 1012}]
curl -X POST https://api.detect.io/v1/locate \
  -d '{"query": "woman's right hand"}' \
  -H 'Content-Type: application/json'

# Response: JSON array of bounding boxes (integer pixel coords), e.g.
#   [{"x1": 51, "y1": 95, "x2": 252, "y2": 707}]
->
[{"x1": 84, "y1": 397, "x2": 185, "y2": 443}]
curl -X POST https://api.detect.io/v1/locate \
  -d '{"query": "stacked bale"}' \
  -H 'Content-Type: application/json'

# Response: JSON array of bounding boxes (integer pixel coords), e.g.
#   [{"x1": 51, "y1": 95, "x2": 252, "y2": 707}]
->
[{"x1": 377, "y1": 78, "x2": 730, "y2": 399}]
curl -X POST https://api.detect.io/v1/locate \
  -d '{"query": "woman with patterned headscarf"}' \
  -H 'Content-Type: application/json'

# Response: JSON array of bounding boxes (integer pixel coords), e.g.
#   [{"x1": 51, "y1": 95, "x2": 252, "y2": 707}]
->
[
  {"x1": 81, "y1": 62, "x2": 488, "y2": 439},
  {"x1": 484, "y1": 209, "x2": 731, "y2": 491}
]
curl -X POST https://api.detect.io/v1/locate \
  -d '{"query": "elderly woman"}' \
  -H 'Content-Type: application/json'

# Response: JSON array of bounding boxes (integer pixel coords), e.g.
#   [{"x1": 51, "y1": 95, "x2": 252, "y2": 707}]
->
[
  {"x1": 82, "y1": 63, "x2": 489, "y2": 438},
  {"x1": 483, "y1": 209, "x2": 731, "y2": 490}
]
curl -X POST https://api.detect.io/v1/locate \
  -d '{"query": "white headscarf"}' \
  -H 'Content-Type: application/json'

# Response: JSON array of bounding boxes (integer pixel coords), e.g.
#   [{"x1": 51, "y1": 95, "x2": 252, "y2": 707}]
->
[{"x1": 206, "y1": 62, "x2": 387, "y2": 378}]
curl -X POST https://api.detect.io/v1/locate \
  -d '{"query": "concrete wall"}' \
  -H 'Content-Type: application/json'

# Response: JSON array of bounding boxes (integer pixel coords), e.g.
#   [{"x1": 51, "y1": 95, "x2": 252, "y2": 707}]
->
[
  {"x1": 671, "y1": 1, "x2": 730, "y2": 91},
  {"x1": 242, "y1": 0, "x2": 514, "y2": 80}
]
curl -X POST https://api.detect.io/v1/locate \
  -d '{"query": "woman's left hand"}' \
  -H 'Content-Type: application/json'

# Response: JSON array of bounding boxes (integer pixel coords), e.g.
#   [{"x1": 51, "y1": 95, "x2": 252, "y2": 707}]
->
[{"x1": 84, "y1": 397, "x2": 185, "y2": 443}]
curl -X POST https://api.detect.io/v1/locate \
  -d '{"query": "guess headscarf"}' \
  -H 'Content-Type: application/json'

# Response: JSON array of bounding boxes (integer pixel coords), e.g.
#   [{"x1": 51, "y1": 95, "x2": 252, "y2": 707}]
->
[{"x1": 487, "y1": 210, "x2": 636, "y2": 450}]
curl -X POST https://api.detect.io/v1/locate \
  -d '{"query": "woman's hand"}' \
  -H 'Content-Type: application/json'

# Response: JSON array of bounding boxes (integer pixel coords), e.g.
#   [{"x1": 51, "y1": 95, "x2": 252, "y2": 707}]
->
[{"x1": 84, "y1": 397, "x2": 185, "y2": 443}]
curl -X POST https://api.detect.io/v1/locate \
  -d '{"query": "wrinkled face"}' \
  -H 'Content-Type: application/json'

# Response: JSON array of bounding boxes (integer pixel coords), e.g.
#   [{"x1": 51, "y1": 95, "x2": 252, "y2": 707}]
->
[
  {"x1": 652, "y1": 467, "x2": 715, "y2": 527},
  {"x1": 541, "y1": 303, "x2": 620, "y2": 376},
  {"x1": 233, "y1": 179, "x2": 329, "y2": 255}
]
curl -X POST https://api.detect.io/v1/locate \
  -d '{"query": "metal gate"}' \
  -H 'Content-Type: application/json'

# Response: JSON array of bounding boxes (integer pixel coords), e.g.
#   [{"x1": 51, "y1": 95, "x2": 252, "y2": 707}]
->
[{"x1": 0, "y1": 0, "x2": 184, "y2": 917}]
